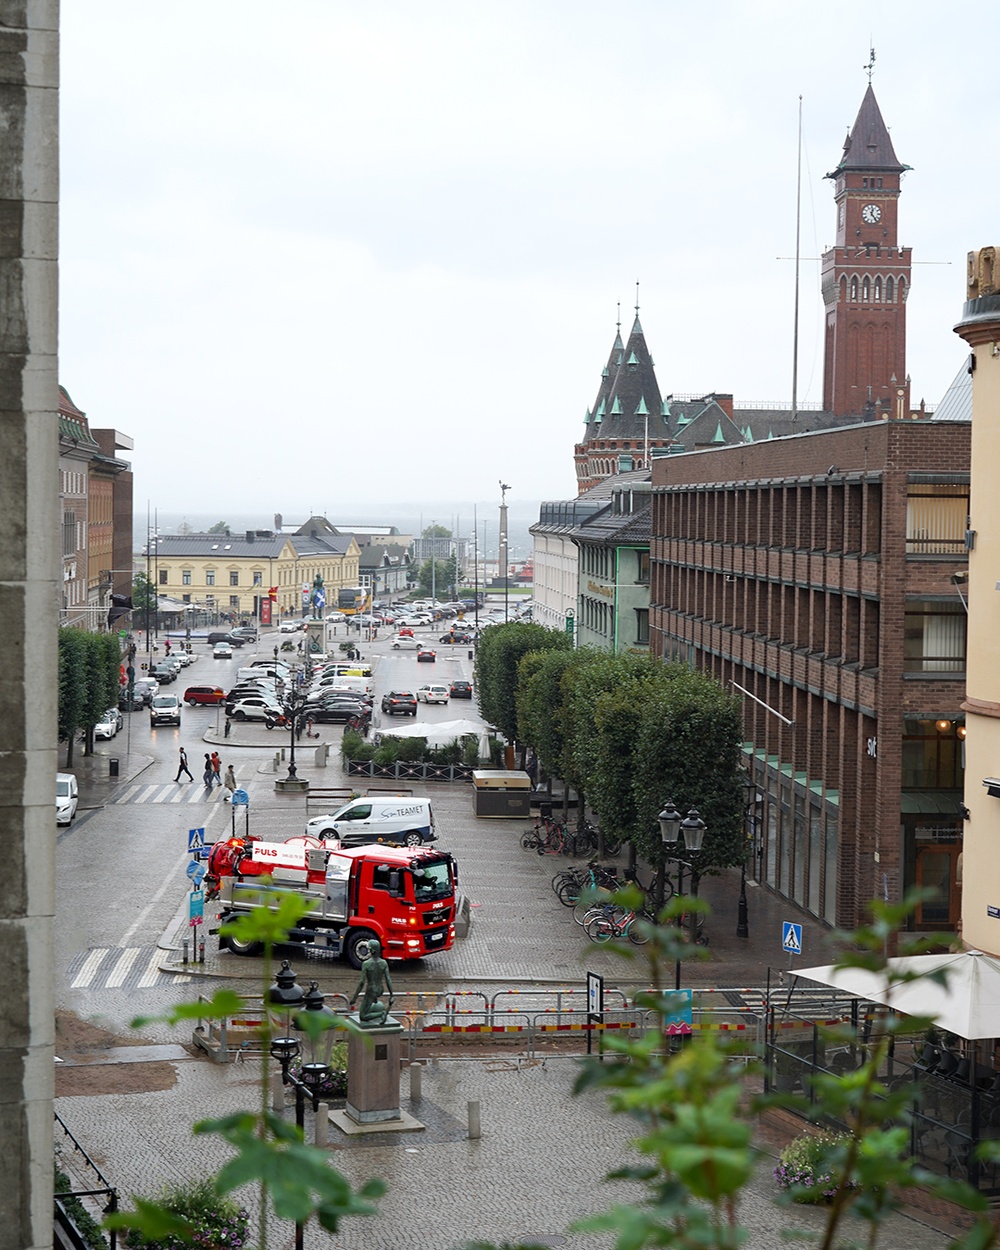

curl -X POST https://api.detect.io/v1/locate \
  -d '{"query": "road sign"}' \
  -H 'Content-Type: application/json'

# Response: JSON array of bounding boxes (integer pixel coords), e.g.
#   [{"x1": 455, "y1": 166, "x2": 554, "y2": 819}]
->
[
  {"x1": 189, "y1": 888, "x2": 205, "y2": 926},
  {"x1": 781, "y1": 921, "x2": 803, "y2": 955},
  {"x1": 587, "y1": 971, "x2": 604, "y2": 1017},
  {"x1": 231, "y1": 789, "x2": 249, "y2": 806},
  {"x1": 188, "y1": 827, "x2": 205, "y2": 851},
  {"x1": 185, "y1": 859, "x2": 203, "y2": 881}
]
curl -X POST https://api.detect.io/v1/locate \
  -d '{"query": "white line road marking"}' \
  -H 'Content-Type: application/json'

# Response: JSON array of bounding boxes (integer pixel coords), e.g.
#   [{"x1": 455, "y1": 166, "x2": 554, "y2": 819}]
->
[
  {"x1": 136, "y1": 785, "x2": 159, "y2": 802},
  {"x1": 137, "y1": 949, "x2": 164, "y2": 988},
  {"x1": 70, "y1": 948, "x2": 109, "y2": 989},
  {"x1": 120, "y1": 847, "x2": 191, "y2": 946},
  {"x1": 152, "y1": 786, "x2": 174, "y2": 803},
  {"x1": 104, "y1": 947, "x2": 141, "y2": 988},
  {"x1": 116, "y1": 785, "x2": 141, "y2": 804}
]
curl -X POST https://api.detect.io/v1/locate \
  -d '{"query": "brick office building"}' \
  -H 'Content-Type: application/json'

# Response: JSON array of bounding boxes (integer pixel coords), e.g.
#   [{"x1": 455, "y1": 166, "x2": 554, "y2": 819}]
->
[{"x1": 649, "y1": 420, "x2": 970, "y2": 931}]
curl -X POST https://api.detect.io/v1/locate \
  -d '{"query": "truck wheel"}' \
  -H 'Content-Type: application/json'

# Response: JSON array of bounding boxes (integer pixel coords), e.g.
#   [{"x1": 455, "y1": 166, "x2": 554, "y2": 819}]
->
[
  {"x1": 345, "y1": 928, "x2": 377, "y2": 970},
  {"x1": 225, "y1": 932, "x2": 263, "y2": 957},
  {"x1": 404, "y1": 832, "x2": 423, "y2": 847}
]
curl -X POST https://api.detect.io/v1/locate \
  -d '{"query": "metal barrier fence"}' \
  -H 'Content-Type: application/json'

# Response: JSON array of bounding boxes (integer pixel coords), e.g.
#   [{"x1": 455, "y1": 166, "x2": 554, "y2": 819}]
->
[{"x1": 191, "y1": 988, "x2": 768, "y2": 1063}]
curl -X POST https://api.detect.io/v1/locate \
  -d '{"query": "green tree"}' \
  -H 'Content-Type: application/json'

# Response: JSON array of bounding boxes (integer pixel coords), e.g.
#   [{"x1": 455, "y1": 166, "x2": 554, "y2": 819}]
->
[
  {"x1": 79, "y1": 632, "x2": 121, "y2": 755},
  {"x1": 417, "y1": 558, "x2": 456, "y2": 597},
  {"x1": 475, "y1": 622, "x2": 571, "y2": 745},
  {"x1": 421, "y1": 523, "x2": 452, "y2": 538},
  {"x1": 58, "y1": 628, "x2": 88, "y2": 766},
  {"x1": 132, "y1": 571, "x2": 157, "y2": 615},
  {"x1": 631, "y1": 667, "x2": 745, "y2": 888},
  {"x1": 516, "y1": 648, "x2": 586, "y2": 785},
  {"x1": 208, "y1": 520, "x2": 230, "y2": 534}
]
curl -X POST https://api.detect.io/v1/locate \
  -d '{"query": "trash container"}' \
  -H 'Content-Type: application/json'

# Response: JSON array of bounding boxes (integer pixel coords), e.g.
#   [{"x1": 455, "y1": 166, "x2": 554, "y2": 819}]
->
[
  {"x1": 468, "y1": 649, "x2": 473, "y2": 660},
  {"x1": 472, "y1": 770, "x2": 532, "y2": 817},
  {"x1": 109, "y1": 758, "x2": 119, "y2": 778}
]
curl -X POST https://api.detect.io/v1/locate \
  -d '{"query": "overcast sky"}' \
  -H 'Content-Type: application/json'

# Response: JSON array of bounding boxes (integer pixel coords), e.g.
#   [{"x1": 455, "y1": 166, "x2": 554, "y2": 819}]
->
[{"x1": 60, "y1": 1, "x2": 995, "y2": 516}]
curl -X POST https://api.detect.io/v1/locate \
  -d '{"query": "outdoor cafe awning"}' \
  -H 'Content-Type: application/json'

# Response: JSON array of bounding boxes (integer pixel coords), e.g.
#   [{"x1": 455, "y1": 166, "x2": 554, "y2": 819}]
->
[{"x1": 794, "y1": 950, "x2": 1000, "y2": 1041}]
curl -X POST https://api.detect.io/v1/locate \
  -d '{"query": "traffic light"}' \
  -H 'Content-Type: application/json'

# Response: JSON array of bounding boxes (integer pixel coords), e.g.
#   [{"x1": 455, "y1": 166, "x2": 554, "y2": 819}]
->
[{"x1": 268, "y1": 587, "x2": 278, "y2": 602}]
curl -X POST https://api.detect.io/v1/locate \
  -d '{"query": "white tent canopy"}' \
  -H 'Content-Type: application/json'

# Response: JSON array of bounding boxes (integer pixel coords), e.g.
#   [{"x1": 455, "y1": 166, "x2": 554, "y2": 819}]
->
[
  {"x1": 795, "y1": 950, "x2": 1000, "y2": 1041},
  {"x1": 374, "y1": 718, "x2": 485, "y2": 748}
]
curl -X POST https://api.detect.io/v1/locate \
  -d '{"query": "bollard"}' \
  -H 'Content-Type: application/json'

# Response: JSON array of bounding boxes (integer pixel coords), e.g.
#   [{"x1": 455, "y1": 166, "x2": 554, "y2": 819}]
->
[
  {"x1": 182, "y1": 938, "x2": 189, "y2": 965},
  {"x1": 273, "y1": 753, "x2": 280, "y2": 772},
  {"x1": 314, "y1": 1103, "x2": 329, "y2": 1146},
  {"x1": 271, "y1": 1072, "x2": 284, "y2": 1113},
  {"x1": 467, "y1": 1099, "x2": 481, "y2": 1139},
  {"x1": 410, "y1": 1063, "x2": 423, "y2": 1102}
]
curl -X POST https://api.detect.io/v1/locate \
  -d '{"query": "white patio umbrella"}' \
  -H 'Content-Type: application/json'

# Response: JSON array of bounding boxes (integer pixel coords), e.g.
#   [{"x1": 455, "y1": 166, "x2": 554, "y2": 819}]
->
[{"x1": 795, "y1": 950, "x2": 1000, "y2": 1041}]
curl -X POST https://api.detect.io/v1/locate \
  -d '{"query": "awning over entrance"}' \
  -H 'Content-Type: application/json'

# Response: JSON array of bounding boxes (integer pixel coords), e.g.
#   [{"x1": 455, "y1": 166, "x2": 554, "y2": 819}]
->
[
  {"x1": 795, "y1": 950, "x2": 1000, "y2": 1041},
  {"x1": 900, "y1": 790, "x2": 964, "y2": 816}
]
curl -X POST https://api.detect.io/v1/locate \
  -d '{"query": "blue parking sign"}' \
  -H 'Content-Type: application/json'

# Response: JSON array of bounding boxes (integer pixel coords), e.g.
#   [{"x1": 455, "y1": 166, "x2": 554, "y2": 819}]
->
[{"x1": 782, "y1": 921, "x2": 803, "y2": 955}]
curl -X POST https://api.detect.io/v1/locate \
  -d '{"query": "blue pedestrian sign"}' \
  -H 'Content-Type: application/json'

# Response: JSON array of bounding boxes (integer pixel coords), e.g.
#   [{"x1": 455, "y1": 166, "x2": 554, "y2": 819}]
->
[
  {"x1": 185, "y1": 858, "x2": 202, "y2": 881},
  {"x1": 187, "y1": 827, "x2": 205, "y2": 851},
  {"x1": 231, "y1": 789, "x2": 249, "y2": 806},
  {"x1": 782, "y1": 921, "x2": 803, "y2": 955}
]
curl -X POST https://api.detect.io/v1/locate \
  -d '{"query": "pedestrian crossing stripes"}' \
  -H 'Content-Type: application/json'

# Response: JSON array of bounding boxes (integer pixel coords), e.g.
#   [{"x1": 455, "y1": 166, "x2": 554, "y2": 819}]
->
[
  {"x1": 66, "y1": 945, "x2": 192, "y2": 990},
  {"x1": 113, "y1": 782, "x2": 232, "y2": 805}
]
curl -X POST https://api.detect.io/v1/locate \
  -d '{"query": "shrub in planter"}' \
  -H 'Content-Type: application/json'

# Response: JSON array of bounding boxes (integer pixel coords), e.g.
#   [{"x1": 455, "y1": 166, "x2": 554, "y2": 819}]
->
[
  {"x1": 461, "y1": 736, "x2": 480, "y2": 767},
  {"x1": 773, "y1": 1130, "x2": 859, "y2": 1204},
  {"x1": 123, "y1": 1178, "x2": 248, "y2": 1249},
  {"x1": 289, "y1": 1040, "x2": 348, "y2": 1100},
  {"x1": 396, "y1": 738, "x2": 428, "y2": 762},
  {"x1": 373, "y1": 739, "x2": 401, "y2": 767},
  {"x1": 55, "y1": 1168, "x2": 108, "y2": 1250},
  {"x1": 341, "y1": 729, "x2": 376, "y2": 762},
  {"x1": 427, "y1": 741, "x2": 462, "y2": 765}
]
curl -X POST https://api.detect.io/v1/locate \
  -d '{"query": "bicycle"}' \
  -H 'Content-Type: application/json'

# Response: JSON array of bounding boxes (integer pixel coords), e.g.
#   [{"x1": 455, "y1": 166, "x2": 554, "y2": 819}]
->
[{"x1": 586, "y1": 908, "x2": 655, "y2": 945}]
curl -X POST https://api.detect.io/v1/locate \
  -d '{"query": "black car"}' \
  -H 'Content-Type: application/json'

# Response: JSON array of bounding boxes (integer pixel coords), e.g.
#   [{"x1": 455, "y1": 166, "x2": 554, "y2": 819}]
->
[
  {"x1": 449, "y1": 680, "x2": 473, "y2": 699},
  {"x1": 416, "y1": 649, "x2": 436, "y2": 663},
  {"x1": 224, "y1": 633, "x2": 247, "y2": 647},
  {"x1": 381, "y1": 690, "x2": 418, "y2": 716},
  {"x1": 439, "y1": 631, "x2": 473, "y2": 644},
  {"x1": 309, "y1": 701, "x2": 368, "y2": 724}
]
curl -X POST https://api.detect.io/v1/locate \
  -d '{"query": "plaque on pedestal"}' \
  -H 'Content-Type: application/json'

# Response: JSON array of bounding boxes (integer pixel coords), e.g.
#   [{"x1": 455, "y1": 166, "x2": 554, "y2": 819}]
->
[{"x1": 345, "y1": 1015, "x2": 404, "y2": 1124}]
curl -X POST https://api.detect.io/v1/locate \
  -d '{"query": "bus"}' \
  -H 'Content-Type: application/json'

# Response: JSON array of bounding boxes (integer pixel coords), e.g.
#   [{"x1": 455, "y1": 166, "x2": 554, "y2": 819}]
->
[{"x1": 337, "y1": 587, "x2": 371, "y2": 616}]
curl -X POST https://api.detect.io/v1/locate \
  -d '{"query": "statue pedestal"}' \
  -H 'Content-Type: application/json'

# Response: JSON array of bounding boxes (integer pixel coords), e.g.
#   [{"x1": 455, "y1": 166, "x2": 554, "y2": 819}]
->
[{"x1": 330, "y1": 1015, "x2": 423, "y2": 1136}]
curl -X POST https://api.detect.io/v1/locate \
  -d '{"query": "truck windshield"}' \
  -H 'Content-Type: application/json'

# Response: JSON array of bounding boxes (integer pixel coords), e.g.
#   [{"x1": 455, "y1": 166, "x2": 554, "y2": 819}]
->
[{"x1": 412, "y1": 860, "x2": 452, "y2": 902}]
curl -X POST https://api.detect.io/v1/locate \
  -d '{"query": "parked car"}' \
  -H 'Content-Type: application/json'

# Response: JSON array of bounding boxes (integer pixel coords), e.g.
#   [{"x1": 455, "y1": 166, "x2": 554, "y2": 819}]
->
[
  {"x1": 278, "y1": 619, "x2": 303, "y2": 633},
  {"x1": 184, "y1": 685, "x2": 226, "y2": 706},
  {"x1": 416, "y1": 684, "x2": 449, "y2": 704},
  {"x1": 449, "y1": 680, "x2": 474, "y2": 699},
  {"x1": 381, "y1": 690, "x2": 418, "y2": 717},
  {"x1": 213, "y1": 642, "x2": 233, "y2": 659},
  {"x1": 149, "y1": 662, "x2": 176, "y2": 684},
  {"x1": 119, "y1": 687, "x2": 144, "y2": 712},
  {"x1": 230, "y1": 626, "x2": 257, "y2": 641},
  {"x1": 133, "y1": 676, "x2": 159, "y2": 704},
  {"x1": 310, "y1": 700, "x2": 368, "y2": 724},
  {"x1": 439, "y1": 631, "x2": 473, "y2": 644},
  {"x1": 227, "y1": 695, "x2": 282, "y2": 722},
  {"x1": 56, "y1": 772, "x2": 78, "y2": 825},
  {"x1": 94, "y1": 709, "x2": 119, "y2": 739},
  {"x1": 149, "y1": 694, "x2": 182, "y2": 727},
  {"x1": 416, "y1": 649, "x2": 436, "y2": 663}
]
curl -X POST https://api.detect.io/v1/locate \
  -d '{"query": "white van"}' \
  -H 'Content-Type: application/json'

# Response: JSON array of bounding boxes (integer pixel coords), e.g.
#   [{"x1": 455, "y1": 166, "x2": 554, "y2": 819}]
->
[
  {"x1": 56, "y1": 772, "x2": 78, "y2": 825},
  {"x1": 305, "y1": 797, "x2": 436, "y2": 847}
]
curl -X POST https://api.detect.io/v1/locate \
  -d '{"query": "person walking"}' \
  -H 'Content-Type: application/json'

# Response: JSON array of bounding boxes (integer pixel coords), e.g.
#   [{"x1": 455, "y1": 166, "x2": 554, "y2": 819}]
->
[
  {"x1": 175, "y1": 747, "x2": 193, "y2": 782},
  {"x1": 202, "y1": 754, "x2": 214, "y2": 788},
  {"x1": 210, "y1": 751, "x2": 222, "y2": 787},
  {"x1": 223, "y1": 765, "x2": 236, "y2": 801}
]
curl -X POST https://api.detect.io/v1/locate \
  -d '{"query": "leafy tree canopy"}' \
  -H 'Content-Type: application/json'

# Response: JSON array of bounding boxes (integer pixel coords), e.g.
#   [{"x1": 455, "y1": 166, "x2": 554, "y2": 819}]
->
[
  {"x1": 422, "y1": 524, "x2": 451, "y2": 538},
  {"x1": 208, "y1": 521, "x2": 230, "y2": 534},
  {"x1": 475, "y1": 622, "x2": 571, "y2": 743}
]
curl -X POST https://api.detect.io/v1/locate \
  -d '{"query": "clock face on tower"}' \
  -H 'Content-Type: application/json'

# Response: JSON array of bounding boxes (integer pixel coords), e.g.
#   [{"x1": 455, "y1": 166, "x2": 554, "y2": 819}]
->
[{"x1": 861, "y1": 203, "x2": 882, "y2": 225}]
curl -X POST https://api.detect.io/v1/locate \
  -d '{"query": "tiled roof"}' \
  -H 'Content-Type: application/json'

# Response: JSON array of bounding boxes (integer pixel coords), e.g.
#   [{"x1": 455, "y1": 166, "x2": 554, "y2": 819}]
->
[
  {"x1": 570, "y1": 498, "x2": 652, "y2": 547},
  {"x1": 151, "y1": 534, "x2": 286, "y2": 559},
  {"x1": 58, "y1": 385, "x2": 99, "y2": 446},
  {"x1": 932, "y1": 359, "x2": 972, "y2": 423},
  {"x1": 589, "y1": 315, "x2": 664, "y2": 441},
  {"x1": 827, "y1": 84, "x2": 908, "y2": 176}
]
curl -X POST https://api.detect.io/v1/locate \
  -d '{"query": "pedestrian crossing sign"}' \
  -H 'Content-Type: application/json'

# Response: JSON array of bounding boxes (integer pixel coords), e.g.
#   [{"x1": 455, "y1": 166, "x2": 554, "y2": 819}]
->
[
  {"x1": 188, "y1": 827, "x2": 205, "y2": 851},
  {"x1": 782, "y1": 921, "x2": 803, "y2": 955}
]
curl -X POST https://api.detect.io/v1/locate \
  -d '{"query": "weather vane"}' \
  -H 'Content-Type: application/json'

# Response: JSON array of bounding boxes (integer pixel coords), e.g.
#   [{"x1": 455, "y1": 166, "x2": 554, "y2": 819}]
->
[{"x1": 865, "y1": 45, "x2": 875, "y2": 83}]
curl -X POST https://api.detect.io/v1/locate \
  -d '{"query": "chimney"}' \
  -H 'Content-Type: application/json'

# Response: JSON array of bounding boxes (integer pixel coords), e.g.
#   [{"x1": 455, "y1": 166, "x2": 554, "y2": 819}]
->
[
  {"x1": 245, "y1": 530, "x2": 254, "y2": 543},
  {"x1": 712, "y1": 394, "x2": 734, "y2": 421}
]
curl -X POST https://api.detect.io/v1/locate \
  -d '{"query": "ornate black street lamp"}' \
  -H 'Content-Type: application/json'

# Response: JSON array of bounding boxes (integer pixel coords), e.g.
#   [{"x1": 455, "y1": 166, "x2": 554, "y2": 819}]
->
[
  {"x1": 658, "y1": 800, "x2": 708, "y2": 992},
  {"x1": 267, "y1": 962, "x2": 337, "y2": 1250}
]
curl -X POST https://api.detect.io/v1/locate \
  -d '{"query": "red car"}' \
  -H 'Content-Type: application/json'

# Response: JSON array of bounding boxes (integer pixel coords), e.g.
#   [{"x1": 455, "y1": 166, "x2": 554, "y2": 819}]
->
[
  {"x1": 184, "y1": 685, "x2": 226, "y2": 706},
  {"x1": 397, "y1": 626, "x2": 414, "y2": 638}
]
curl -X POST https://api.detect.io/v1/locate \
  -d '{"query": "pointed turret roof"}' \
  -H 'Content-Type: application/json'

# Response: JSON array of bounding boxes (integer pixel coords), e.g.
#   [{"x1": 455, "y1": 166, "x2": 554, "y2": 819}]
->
[
  {"x1": 587, "y1": 323, "x2": 624, "y2": 423},
  {"x1": 828, "y1": 84, "x2": 908, "y2": 176},
  {"x1": 596, "y1": 314, "x2": 664, "y2": 440}
]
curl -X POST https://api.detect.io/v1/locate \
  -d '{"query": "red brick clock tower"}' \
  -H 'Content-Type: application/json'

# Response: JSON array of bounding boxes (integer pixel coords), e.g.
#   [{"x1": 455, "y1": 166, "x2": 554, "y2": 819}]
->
[{"x1": 821, "y1": 85, "x2": 912, "y2": 419}]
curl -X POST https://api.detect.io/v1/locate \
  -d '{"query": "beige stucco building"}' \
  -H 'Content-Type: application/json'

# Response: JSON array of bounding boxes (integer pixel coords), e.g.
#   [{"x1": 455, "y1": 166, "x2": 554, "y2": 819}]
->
[
  {"x1": 153, "y1": 519, "x2": 360, "y2": 621},
  {"x1": 956, "y1": 248, "x2": 1000, "y2": 952}
]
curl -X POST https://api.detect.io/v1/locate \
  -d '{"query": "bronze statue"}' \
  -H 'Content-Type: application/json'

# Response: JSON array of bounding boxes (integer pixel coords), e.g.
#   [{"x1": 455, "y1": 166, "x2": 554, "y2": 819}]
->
[{"x1": 349, "y1": 938, "x2": 394, "y2": 1027}]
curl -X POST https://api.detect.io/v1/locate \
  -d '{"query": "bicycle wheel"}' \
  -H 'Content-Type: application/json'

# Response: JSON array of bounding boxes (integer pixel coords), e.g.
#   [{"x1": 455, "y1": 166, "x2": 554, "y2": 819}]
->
[
  {"x1": 602, "y1": 836, "x2": 623, "y2": 857},
  {"x1": 626, "y1": 914, "x2": 651, "y2": 945},
  {"x1": 586, "y1": 916, "x2": 618, "y2": 943},
  {"x1": 521, "y1": 832, "x2": 538, "y2": 851}
]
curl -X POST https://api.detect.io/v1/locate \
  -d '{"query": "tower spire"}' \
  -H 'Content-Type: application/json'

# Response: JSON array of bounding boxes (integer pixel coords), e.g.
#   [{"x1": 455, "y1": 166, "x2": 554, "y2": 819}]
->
[
  {"x1": 635, "y1": 280, "x2": 640, "y2": 317},
  {"x1": 864, "y1": 44, "x2": 875, "y2": 83}
]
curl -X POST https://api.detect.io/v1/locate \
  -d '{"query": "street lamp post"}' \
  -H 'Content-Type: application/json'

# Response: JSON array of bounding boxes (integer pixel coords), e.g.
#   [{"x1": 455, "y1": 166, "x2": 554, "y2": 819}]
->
[
  {"x1": 280, "y1": 671, "x2": 310, "y2": 783},
  {"x1": 658, "y1": 801, "x2": 707, "y2": 992},
  {"x1": 267, "y1": 963, "x2": 337, "y2": 1250}
]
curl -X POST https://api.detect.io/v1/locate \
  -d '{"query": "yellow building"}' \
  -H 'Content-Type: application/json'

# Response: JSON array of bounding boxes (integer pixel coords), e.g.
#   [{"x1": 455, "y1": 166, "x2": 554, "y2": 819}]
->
[
  {"x1": 955, "y1": 247, "x2": 1000, "y2": 952},
  {"x1": 153, "y1": 520, "x2": 360, "y2": 622}
]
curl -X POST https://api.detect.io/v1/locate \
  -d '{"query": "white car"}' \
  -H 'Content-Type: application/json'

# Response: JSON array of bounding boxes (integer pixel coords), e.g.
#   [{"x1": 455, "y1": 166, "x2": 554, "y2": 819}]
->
[
  {"x1": 396, "y1": 614, "x2": 428, "y2": 628},
  {"x1": 390, "y1": 635, "x2": 424, "y2": 650},
  {"x1": 227, "y1": 695, "x2": 282, "y2": 721},
  {"x1": 213, "y1": 642, "x2": 233, "y2": 659},
  {"x1": 416, "y1": 684, "x2": 449, "y2": 705},
  {"x1": 56, "y1": 773, "x2": 78, "y2": 825},
  {"x1": 279, "y1": 619, "x2": 303, "y2": 633},
  {"x1": 94, "y1": 710, "x2": 119, "y2": 739}
]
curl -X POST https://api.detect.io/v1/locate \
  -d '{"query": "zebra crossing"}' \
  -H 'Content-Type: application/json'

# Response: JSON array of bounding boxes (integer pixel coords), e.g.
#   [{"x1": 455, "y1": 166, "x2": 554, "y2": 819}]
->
[
  {"x1": 113, "y1": 781, "x2": 231, "y2": 805},
  {"x1": 67, "y1": 945, "x2": 192, "y2": 991}
]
